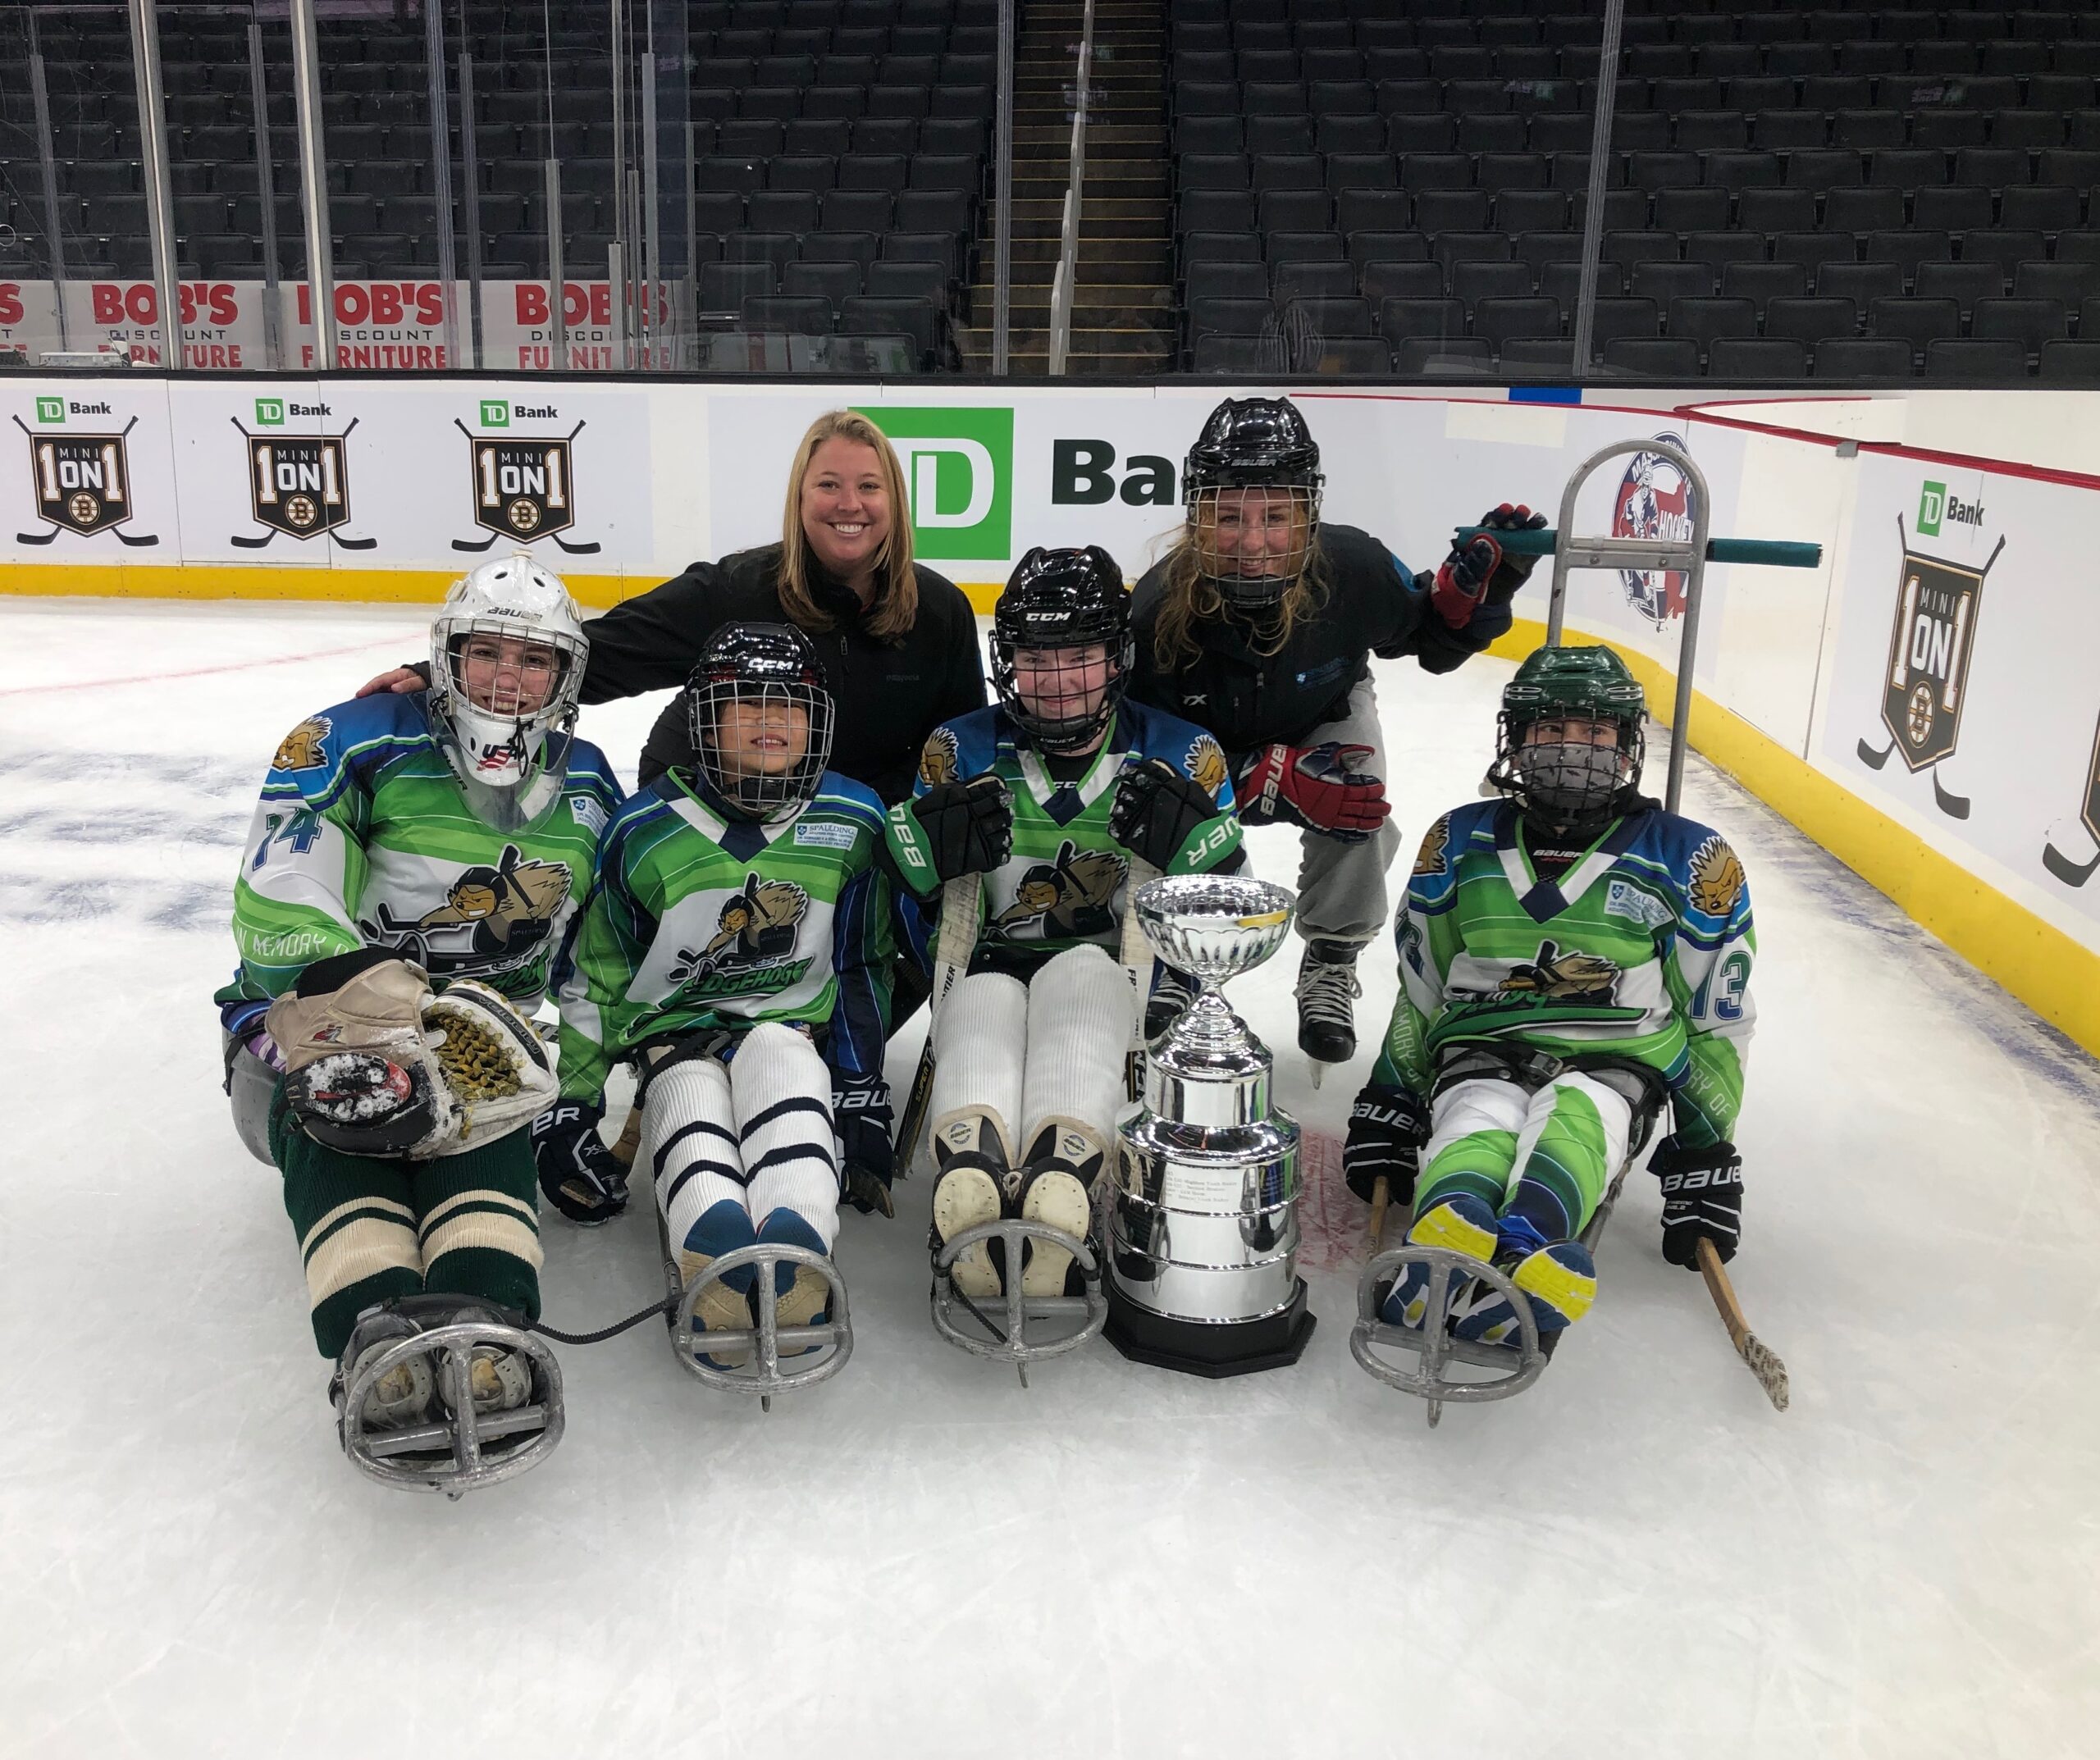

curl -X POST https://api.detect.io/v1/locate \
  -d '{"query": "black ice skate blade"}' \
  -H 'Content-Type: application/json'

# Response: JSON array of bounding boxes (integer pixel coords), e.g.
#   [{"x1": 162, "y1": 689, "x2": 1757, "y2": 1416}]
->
[{"x1": 1104, "y1": 1283, "x2": 1316, "y2": 1379}]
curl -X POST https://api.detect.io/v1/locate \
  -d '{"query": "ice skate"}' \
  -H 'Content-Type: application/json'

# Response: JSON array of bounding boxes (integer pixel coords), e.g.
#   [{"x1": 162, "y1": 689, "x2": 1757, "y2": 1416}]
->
[
  {"x1": 1294, "y1": 940, "x2": 1362, "y2": 1082},
  {"x1": 1378, "y1": 1194, "x2": 1498, "y2": 1329}
]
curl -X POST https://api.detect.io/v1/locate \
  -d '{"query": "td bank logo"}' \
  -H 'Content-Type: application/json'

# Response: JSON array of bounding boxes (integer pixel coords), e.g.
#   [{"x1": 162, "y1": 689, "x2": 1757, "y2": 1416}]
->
[
  {"x1": 254, "y1": 397, "x2": 285, "y2": 426},
  {"x1": 35, "y1": 396, "x2": 63, "y2": 424},
  {"x1": 1918, "y1": 481, "x2": 1945, "y2": 536},
  {"x1": 858, "y1": 405, "x2": 1011, "y2": 559}
]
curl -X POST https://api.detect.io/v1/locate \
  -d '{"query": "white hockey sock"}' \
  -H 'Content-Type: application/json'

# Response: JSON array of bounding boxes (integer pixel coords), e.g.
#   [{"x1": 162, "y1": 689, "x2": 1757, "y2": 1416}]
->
[
  {"x1": 733, "y1": 1023, "x2": 841, "y2": 1254},
  {"x1": 929, "y1": 970, "x2": 1027, "y2": 1164},
  {"x1": 641, "y1": 1051, "x2": 746, "y2": 1255},
  {"x1": 1019, "y1": 944, "x2": 1134, "y2": 1171}
]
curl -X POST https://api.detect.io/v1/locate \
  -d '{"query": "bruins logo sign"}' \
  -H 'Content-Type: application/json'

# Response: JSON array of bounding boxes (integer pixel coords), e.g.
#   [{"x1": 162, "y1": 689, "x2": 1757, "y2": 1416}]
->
[
  {"x1": 1185, "y1": 734, "x2": 1228, "y2": 800},
  {"x1": 451, "y1": 417, "x2": 600, "y2": 555},
  {"x1": 1687, "y1": 834, "x2": 1746, "y2": 919},
  {"x1": 990, "y1": 838, "x2": 1125, "y2": 941},
  {"x1": 14, "y1": 415, "x2": 159, "y2": 546},
  {"x1": 230, "y1": 418, "x2": 374, "y2": 549},
  {"x1": 1413, "y1": 814, "x2": 1451, "y2": 878},
  {"x1": 1498, "y1": 940, "x2": 1620, "y2": 1005},
  {"x1": 272, "y1": 716, "x2": 331, "y2": 772},
  {"x1": 919, "y1": 727, "x2": 960, "y2": 787},
  {"x1": 669, "y1": 874, "x2": 811, "y2": 987}
]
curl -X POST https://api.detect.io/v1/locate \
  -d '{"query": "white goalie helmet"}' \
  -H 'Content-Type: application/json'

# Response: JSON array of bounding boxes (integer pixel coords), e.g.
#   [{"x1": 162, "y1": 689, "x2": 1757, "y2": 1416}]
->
[{"x1": 429, "y1": 553, "x2": 588, "y2": 830}]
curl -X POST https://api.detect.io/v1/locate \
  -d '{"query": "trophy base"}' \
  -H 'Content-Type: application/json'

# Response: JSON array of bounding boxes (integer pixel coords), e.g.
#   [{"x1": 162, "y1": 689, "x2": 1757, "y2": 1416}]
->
[{"x1": 1103, "y1": 1280, "x2": 1317, "y2": 1379}]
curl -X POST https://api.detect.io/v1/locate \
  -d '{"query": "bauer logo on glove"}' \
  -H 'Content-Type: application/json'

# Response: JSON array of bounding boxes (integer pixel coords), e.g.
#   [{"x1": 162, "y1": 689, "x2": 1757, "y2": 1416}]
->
[{"x1": 1235, "y1": 741, "x2": 1390, "y2": 844}]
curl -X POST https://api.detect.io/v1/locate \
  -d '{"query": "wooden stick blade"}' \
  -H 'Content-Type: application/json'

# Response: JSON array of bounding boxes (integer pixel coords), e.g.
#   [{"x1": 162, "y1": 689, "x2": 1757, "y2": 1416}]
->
[{"x1": 1737, "y1": 1332, "x2": 1791, "y2": 1412}]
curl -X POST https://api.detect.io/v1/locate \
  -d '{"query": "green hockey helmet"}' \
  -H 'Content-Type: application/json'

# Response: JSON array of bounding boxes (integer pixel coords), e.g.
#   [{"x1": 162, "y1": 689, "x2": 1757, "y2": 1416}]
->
[{"x1": 1491, "y1": 644, "x2": 1647, "y2": 823}]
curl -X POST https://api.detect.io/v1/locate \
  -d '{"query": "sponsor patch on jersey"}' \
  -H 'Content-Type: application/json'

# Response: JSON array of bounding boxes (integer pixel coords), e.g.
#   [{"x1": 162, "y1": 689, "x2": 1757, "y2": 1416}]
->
[
  {"x1": 1184, "y1": 733, "x2": 1228, "y2": 800},
  {"x1": 272, "y1": 715, "x2": 331, "y2": 771},
  {"x1": 1687, "y1": 835, "x2": 1746, "y2": 918},
  {"x1": 919, "y1": 727, "x2": 960, "y2": 787},
  {"x1": 569, "y1": 794, "x2": 608, "y2": 836},
  {"x1": 1413, "y1": 814, "x2": 1451, "y2": 877},
  {"x1": 794, "y1": 818, "x2": 858, "y2": 850},
  {"x1": 1605, "y1": 877, "x2": 1676, "y2": 929}
]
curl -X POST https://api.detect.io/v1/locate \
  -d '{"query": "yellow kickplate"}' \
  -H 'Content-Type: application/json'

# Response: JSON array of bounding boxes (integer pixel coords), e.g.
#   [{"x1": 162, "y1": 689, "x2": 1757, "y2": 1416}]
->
[
  {"x1": 1406, "y1": 1203, "x2": 1497, "y2": 1265},
  {"x1": 1514, "y1": 1252, "x2": 1596, "y2": 1324}
]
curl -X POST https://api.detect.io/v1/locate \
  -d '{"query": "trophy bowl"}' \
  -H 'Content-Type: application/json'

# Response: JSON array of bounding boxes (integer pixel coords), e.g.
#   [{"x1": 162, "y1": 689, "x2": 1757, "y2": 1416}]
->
[{"x1": 1134, "y1": 875, "x2": 1294, "y2": 986}]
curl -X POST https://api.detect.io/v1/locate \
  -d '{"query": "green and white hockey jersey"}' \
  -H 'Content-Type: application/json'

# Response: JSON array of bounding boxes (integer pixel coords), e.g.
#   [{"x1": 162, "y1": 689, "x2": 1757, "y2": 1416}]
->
[
  {"x1": 218, "y1": 691, "x2": 623, "y2": 1008},
  {"x1": 1371, "y1": 799, "x2": 1756, "y2": 1148},
  {"x1": 559, "y1": 769, "x2": 893, "y2": 1105},
  {"x1": 884, "y1": 700, "x2": 1243, "y2": 977}
]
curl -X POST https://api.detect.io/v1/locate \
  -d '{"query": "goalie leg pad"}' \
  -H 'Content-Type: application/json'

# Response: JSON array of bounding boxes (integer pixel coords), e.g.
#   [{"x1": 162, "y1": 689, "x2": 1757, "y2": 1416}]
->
[
  {"x1": 733, "y1": 1024, "x2": 842, "y2": 1255},
  {"x1": 642, "y1": 1051, "x2": 750, "y2": 1270},
  {"x1": 929, "y1": 971, "x2": 1028, "y2": 1159},
  {"x1": 1020, "y1": 945, "x2": 1134, "y2": 1157},
  {"x1": 414, "y1": 1131, "x2": 545, "y2": 1325}
]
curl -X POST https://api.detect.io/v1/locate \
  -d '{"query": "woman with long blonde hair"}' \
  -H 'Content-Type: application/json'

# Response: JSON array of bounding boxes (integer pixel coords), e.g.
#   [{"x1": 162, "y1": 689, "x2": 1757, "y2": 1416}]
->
[
  {"x1": 359, "y1": 408, "x2": 985, "y2": 807},
  {"x1": 1125, "y1": 397, "x2": 1545, "y2": 1078}
]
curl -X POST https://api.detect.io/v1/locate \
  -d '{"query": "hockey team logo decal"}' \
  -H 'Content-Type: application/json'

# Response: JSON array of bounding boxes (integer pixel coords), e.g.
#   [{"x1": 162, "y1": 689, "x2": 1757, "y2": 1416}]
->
[
  {"x1": 919, "y1": 727, "x2": 960, "y2": 787},
  {"x1": 230, "y1": 415, "x2": 374, "y2": 549},
  {"x1": 1856, "y1": 511, "x2": 2002, "y2": 821},
  {"x1": 1413, "y1": 814, "x2": 1451, "y2": 878},
  {"x1": 272, "y1": 716, "x2": 332, "y2": 772},
  {"x1": 13, "y1": 415, "x2": 159, "y2": 545},
  {"x1": 453, "y1": 417, "x2": 600, "y2": 555},
  {"x1": 991, "y1": 839, "x2": 1125, "y2": 942},
  {"x1": 1497, "y1": 940, "x2": 1620, "y2": 1005},
  {"x1": 1687, "y1": 834, "x2": 1746, "y2": 919},
  {"x1": 669, "y1": 875, "x2": 812, "y2": 994},
  {"x1": 1185, "y1": 734, "x2": 1228, "y2": 801},
  {"x1": 363, "y1": 846, "x2": 574, "y2": 979},
  {"x1": 1612, "y1": 434, "x2": 1696, "y2": 627}
]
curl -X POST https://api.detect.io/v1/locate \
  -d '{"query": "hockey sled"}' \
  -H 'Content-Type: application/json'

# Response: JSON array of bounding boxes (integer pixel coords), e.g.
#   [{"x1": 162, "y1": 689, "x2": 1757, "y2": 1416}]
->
[
  {"x1": 1349, "y1": 1168, "x2": 1628, "y2": 1428},
  {"x1": 338, "y1": 1316, "x2": 565, "y2": 1498},
  {"x1": 929, "y1": 1215, "x2": 1110, "y2": 1385},
  {"x1": 659, "y1": 1215, "x2": 853, "y2": 1410}
]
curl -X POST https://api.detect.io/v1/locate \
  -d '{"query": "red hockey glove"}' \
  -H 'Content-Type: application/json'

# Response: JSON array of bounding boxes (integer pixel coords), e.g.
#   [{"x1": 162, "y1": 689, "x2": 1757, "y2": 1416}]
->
[
  {"x1": 1235, "y1": 741, "x2": 1390, "y2": 843},
  {"x1": 1431, "y1": 503, "x2": 1546, "y2": 628}
]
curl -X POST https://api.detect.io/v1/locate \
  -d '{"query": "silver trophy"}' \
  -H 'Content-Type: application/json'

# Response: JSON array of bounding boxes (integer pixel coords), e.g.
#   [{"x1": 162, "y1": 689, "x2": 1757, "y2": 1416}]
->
[{"x1": 1107, "y1": 874, "x2": 1315, "y2": 1376}]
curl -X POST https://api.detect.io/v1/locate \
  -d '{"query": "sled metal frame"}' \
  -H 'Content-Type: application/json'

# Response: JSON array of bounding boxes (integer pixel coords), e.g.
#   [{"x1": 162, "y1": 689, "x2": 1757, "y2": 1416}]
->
[
  {"x1": 1543, "y1": 437, "x2": 1714, "y2": 817},
  {"x1": 1349, "y1": 1168, "x2": 1630, "y2": 1428},
  {"x1": 340, "y1": 1320, "x2": 565, "y2": 1498},
  {"x1": 660, "y1": 1224, "x2": 854, "y2": 1411},
  {"x1": 930, "y1": 1218, "x2": 1110, "y2": 1385}
]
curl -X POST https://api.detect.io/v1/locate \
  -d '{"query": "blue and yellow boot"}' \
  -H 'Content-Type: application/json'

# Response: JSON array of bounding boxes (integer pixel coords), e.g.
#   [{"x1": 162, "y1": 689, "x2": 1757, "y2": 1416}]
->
[
  {"x1": 1379, "y1": 1193, "x2": 1499, "y2": 1329},
  {"x1": 1451, "y1": 1216, "x2": 1598, "y2": 1345}
]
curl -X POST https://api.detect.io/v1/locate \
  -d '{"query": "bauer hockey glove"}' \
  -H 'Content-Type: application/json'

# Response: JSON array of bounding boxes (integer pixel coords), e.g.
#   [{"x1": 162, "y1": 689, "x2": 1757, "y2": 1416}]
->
[
  {"x1": 1343, "y1": 1083, "x2": 1430, "y2": 1206},
  {"x1": 1650, "y1": 1134, "x2": 1743, "y2": 1267},
  {"x1": 1235, "y1": 741, "x2": 1391, "y2": 843},
  {"x1": 1430, "y1": 504, "x2": 1546, "y2": 628},
  {"x1": 1110, "y1": 757, "x2": 1233, "y2": 873},
  {"x1": 892, "y1": 774, "x2": 1013, "y2": 890},
  {"x1": 833, "y1": 1070, "x2": 896, "y2": 1217},
  {"x1": 531, "y1": 1100, "x2": 631, "y2": 1225}
]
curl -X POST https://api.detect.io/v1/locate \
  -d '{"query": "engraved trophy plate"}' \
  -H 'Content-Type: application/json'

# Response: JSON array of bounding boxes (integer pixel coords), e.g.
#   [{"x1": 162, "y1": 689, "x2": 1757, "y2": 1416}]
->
[{"x1": 1104, "y1": 875, "x2": 1316, "y2": 1375}]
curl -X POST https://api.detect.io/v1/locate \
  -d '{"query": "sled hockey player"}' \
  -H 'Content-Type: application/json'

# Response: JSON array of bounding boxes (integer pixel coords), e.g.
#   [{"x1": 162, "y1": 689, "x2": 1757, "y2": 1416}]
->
[
  {"x1": 546, "y1": 622, "x2": 892, "y2": 1366},
  {"x1": 217, "y1": 554, "x2": 619, "y2": 1477},
  {"x1": 1343, "y1": 644, "x2": 1756, "y2": 1346},
  {"x1": 883, "y1": 545, "x2": 1244, "y2": 1302},
  {"x1": 1130, "y1": 395, "x2": 1545, "y2": 1078}
]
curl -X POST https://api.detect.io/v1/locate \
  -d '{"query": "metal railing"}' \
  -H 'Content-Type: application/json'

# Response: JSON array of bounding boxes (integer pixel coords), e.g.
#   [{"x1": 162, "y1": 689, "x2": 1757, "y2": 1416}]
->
[{"x1": 1047, "y1": 0, "x2": 1095, "y2": 377}]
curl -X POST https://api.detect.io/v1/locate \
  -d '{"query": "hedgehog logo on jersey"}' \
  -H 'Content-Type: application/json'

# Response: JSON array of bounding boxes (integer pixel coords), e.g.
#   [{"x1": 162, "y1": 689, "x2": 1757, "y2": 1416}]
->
[
  {"x1": 919, "y1": 727, "x2": 961, "y2": 787},
  {"x1": 363, "y1": 844, "x2": 574, "y2": 978},
  {"x1": 1185, "y1": 734, "x2": 1228, "y2": 800},
  {"x1": 1413, "y1": 814, "x2": 1451, "y2": 878},
  {"x1": 1613, "y1": 435, "x2": 1696, "y2": 627},
  {"x1": 669, "y1": 874, "x2": 812, "y2": 991},
  {"x1": 1498, "y1": 940, "x2": 1620, "y2": 1004},
  {"x1": 990, "y1": 839, "x2": 1125, "y2": 941},
  {"x1": 272, "y1": 716, "x2": 332, "y2": 772},
  {"x1": 1687, "y1": 834, "x2": 1746, "y2": 918}
]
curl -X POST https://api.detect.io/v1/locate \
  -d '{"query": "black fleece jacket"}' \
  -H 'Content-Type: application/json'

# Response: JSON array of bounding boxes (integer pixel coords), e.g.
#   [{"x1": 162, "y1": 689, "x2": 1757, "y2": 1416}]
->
[{"x1": 1125, "y1": 522, "x2": 1507, "y2": 755}]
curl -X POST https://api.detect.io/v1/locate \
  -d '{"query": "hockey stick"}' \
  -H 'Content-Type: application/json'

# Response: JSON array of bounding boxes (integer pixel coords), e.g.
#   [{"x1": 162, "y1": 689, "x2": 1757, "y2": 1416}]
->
[
  {"x1": 1855, "y1": 736, "x2": 1894, "y2": 770},
  {"x1": 112, "y1": 527, "x2": 161, "y2": 546},
  {"x1": 1932, "y1": 767, "x2": 1970, "y2": 821},
  {"x1": 13, "y1": 527, "x2": 57, "y2": 545},
  {"x1": 606, "y1": 1102, "x2": 644, "y2": 1169},
  {"x1": 2043, "y1": 839, "x2": 2100, "y2": 887},
  {"x1": 1696, "y1": 1237, "x2": 1789, "y2": 1412},
  {"x1": 450, "y1": 531, "x2": 500, "y2": 553},
  {"x1": 331, "y1": 531, "x2": 378, "y2": 551},
  {"x1": 229, "y1": 527, "x2": 276, "y2": 549},
  {"x1": 1120, "y1": 858, "x2": 1160, "y2": 1099},
  {"x1": 551, "y1": 533, "x2": 602, "y2": 555},
  {"x1": 894, "y1": 874, "x2": 981, "y2": 1170},
  {"x1": 1368, "y1": 1176, "x2": 1391, "y2": 1250}
]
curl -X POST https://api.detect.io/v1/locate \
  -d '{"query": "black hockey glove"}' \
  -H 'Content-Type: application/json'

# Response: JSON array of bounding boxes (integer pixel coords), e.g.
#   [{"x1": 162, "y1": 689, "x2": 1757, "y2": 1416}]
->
[
  {"x1": 1343, "y1": 1082, "x2": 1430, "y2": 1205},
  {"x1": 1110, "y1": 757, "x2": 1226, "y2": 872},
  {"x1": 531, "y1": 1099, "x2": 631, "y2": 1225},
  {"x1": 1650, "y1": 1134, "x2": 1743, "y2": 1268},
  {"x1": 833, "y1": 1071, "x2": 896, "y2": 1217},
  {"x1": 1472, "y1": 503, "x2": 1547, "y2": 604},
  {"x1": 908, "y1": 774, "x2": 1013, "y2": 883}
]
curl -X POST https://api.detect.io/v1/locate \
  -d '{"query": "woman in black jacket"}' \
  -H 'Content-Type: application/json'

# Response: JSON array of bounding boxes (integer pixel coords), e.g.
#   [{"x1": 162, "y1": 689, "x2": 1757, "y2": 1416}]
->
[{"x1": 360, "y1": 408, "x2": 987, "y2": 805}]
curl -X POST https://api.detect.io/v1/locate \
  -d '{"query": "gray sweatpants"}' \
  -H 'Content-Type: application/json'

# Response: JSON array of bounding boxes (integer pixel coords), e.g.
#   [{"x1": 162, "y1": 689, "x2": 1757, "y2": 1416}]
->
[{"x1": 1287, "y1": 673, "x2": 1402, "y2": 948}]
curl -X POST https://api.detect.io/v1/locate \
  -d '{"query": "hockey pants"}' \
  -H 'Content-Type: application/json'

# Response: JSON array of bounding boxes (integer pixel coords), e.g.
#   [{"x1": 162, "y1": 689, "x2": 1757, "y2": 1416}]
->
[
  {"x1": 928, "y1": 943, "x2": 1134, "y2": 1170},
  {"x1": 1278, "y1": 673, "x2": 1402, "y2": 949},
  {"x1": 1413, "y1": 1072, "x2": 1633, "y2": 1250},
  {"x1": 641, "y1": 1022, "x2": 841, "y2": 1293},
  {"x1": 258, "y1": 1071, "x2": 542, "y2": 1361}
]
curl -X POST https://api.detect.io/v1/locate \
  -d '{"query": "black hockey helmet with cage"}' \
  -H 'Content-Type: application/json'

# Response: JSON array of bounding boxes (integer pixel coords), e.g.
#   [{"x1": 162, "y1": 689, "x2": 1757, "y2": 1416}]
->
[
  {"x1": 1181, "y1": 398, "x2": 1325, "y2": 609},
  {"x1": 686, "y1": 621, "x2": 836, "y2": 818},
  {"x1": 1488, "y1": 643, "x2": 1648, "y2": 828},
  {"x1": 990, "y1": 545, "x2": 1134, "y2": 755}
]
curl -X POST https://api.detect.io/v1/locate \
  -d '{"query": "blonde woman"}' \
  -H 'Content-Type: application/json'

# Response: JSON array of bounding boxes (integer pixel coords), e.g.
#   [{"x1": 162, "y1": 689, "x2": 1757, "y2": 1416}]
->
[
  {"x1": 1126, "y1": 397, "x2": 1544, "y2": 1077},
  {"x1": 360, "y1": 409, "x2": 986, "y2": 805}
]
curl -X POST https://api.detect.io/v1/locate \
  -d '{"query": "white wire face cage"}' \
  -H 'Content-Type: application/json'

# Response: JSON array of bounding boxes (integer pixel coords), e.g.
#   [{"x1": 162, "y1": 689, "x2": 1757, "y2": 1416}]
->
[
  {"x1": 431, "y1": 615, "x2": 586, "y2": 775},
  {"x1": 1185, "y1": 483, "x2": 1322, "y2": 608},
  {"x1": 691, "y1": 675, "x2": 836, "y2": 818}
]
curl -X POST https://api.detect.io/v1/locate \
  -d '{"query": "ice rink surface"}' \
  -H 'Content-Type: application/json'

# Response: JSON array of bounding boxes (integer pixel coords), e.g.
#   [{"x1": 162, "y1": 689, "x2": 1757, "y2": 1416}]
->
[{"x1": 4, "y1": 596, "x2": 2098, "y2": 1760}]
